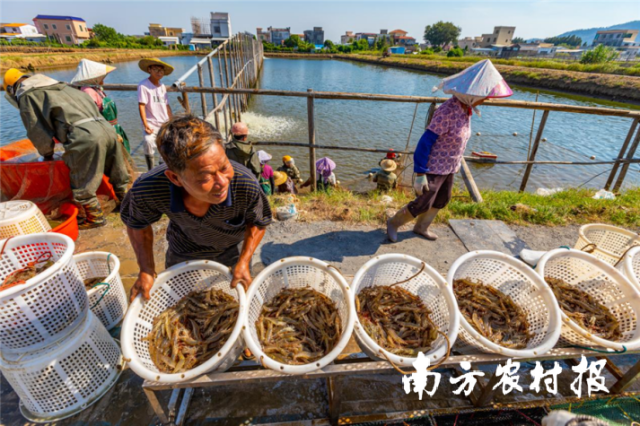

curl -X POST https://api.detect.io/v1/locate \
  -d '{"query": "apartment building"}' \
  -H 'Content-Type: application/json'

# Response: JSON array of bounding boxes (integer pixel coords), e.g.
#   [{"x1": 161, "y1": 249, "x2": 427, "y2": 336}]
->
[
  {"x1": 478, "y1": 26, "x2": 516, "y2": 47},
  {"x1": 33, "y1": 14, "x2": 90, "y2": 45},
  {"x1": 593, "y1": 29, "x2": 639, "y2": 47},
  {"x1": 303, "y1": 27, "x2": 324, "y2": 45}
]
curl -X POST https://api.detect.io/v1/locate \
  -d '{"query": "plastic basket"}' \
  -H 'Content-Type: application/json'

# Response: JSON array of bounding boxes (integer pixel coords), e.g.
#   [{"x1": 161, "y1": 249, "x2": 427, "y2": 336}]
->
[
  {"x1": 121, "y1": 260, "x2": 245, "y2": 383},
  {"x1": 73, "y1": 252, "x2": 127, "y2": 331},
  {"x1": 575, "y1": 224, "x2": 639, "y2": 265},
  {"x1": 620, "y1": 246, "x2": 640, "y2": 289},
  {"x1": 50, "y1": 203, "x2": 79, "y2": 242},
  {"x1": 447, "y1": 250, "x2": 562, "y2": 358},
  {"x1": 0, "y1": 311, "x2": 123, "y2": 423},
  {"x1": 0, "y1": 200, "x2": 51, "y2": 239},
  {"x1": 536, "y1": 249, "x2": 640, "y2": 351},
  {"x1": 352, "y1": 254, "x2": 459, "y2": 368},
  {"x1": 243, "y1": 256, "x2": 355, "y2": 375},
  {"x1": 0, "y1": 233, "x2": 88, "y2": 354}
]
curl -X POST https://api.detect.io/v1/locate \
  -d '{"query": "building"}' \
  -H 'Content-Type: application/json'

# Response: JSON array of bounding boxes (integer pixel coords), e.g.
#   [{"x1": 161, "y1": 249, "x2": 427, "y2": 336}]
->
[
  {"x1": 210, "y1": 12, "x2": 231, "y2": 39},
  {"x1": 592, "y1": 29, "x2": 639, "y2": 47},
  {"x1": 478, "y1": 26, "x2": 516, "y2": 48},
  {"x1": 356, "y1": 32, "x2": 377, "y2": 46},
  {"x1": 303, "y1": 27, "x2": 324, "y2": 45},
  {"x1": 33, "y1": 15, "x2": 90, "y2": 45},
  {"x1": 0, "y1": 23, "x2": 46, "y2": 42},
  {"x1": 389, "y1": 29, "x2": 408, "y2": 37},
  {"x1": 158, "y1": 36, "x2": 180, "y2": 47},
  {"x1": 257, "y1": 28, "x2": 271, "y2": 43},
  {"x1": 268, "y1": 26, "x2": 290, "y2": 46},
  {"x1": 458, "y1": 36, "x2": 483, "y2": 50},
  {"x1": 148, "y1": 24, "x2": 184, "y2": 38},
  {"x1": 396, "y1": 36, "x2": 416, "y2": 47},
  {"x1": 340, "y1": 31, "x2": 355, "y2": 45}
]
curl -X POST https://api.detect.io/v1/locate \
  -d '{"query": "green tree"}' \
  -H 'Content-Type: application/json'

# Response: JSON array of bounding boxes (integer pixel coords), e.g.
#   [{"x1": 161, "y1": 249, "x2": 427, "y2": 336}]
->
[
  {"x1": 419, "y1": 48, "x2": 434, "y2": 55},
  {"x1": 423, "y1": 21, "x2": 461, "y2": 47},
  {"x1": 512, "y1": 37, "x2": 526, "y2": 44},
  {"x1": 544, "y1": 35, "x2": 582, "y2": 48},
  {"x1": 580, "y1": 44, "x2": 618, "y2": 64},
  {"x1": 324, "y1": 39, "x2": 334, "y2": 49},
  {"x1": 92, "y1": 23, "x2": 120, "y2": 43},
  {"x1": 284, "y1": 35, "x2": 301, "y2": 48},
  {"x1": 432, "y1": 46, "x2": 443, "y2": 53},
  {"x1": 447, "y1": 47, "x2": 464, "y2": 57}
]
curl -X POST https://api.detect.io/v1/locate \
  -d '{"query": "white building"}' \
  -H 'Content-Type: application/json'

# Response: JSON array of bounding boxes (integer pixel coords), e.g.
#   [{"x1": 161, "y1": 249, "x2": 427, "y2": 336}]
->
[
  {"x1": 158, "y1": 36, "x2": 180, "y2": 47},
  {"x1": 0, "y1": 23, "x2": 46, "y2": 42},
  {"x1": 210, "y1": 12, "x2": 231, "y2": 39}
]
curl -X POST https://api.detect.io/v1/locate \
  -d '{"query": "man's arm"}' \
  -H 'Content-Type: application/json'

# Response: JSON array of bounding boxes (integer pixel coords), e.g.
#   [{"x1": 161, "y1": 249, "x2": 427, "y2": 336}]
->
[
  {"x1": 230, "y1": 224, "x2": 266, "y2": 290},
  {"x1": 167, "y1": 103, "x2": 173, "y2": 119},
  {"x1": 127, "y1": 226, "x2": 157, "y2": 301},
  {"x1": 138, "y1": 103, "x2": 153, "y2": 135}
]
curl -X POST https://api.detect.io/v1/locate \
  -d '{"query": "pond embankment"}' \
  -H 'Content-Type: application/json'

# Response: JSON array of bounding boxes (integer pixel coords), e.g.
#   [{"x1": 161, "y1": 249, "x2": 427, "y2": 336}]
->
[
  {"x1": 0, "y1": 46, "x2": 195, "y2": 72},
  {"x1": 264, "y1": 52, "x2": 640, "y2": 103}
]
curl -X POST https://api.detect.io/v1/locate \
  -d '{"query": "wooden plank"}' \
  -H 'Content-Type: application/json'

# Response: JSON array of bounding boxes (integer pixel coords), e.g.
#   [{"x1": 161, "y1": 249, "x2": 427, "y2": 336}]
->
[
  {"x1": 605, "y1": 118, "x2": 639, "y2": 190},
  {"x1": 175, "y1": 387, "x2": 194, "y2": 426},
  {"x1": 308, "y1": 89, "x2": 317, "y2": 192},
  {"x1": 611, "y1": 357, "x2": 640, "y2": 394},
  {"x1": 459, "y1": 158, "x2": 483, "y2": 203},
  {"x1": 519, "y1": 109, "x2": 550, "y2": 192},
  {"x1": 449, "y1": 219, "x2": 530, "y2": 256},
  {"x1": 613, "y1": 124, "x2": 640, "y2": 192},
  {"x1": 143, "y1": 388, "x2": 169, "y2": 424}
]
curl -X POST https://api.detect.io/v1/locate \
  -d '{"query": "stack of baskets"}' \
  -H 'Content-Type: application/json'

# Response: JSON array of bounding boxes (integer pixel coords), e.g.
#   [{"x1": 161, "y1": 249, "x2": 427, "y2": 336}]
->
[
  {"x1": 575, "y1": 224, "x2": 639, "y2": 266},
  {"x1": 0, "y1": 200, "x2": 51, "y2": 240},
  {"x1": 0, "y1": 233, "x2": 124, "y2": 422}
]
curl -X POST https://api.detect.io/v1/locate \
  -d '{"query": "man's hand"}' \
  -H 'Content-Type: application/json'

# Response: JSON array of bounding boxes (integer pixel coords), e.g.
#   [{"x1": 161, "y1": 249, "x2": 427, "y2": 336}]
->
[
  {"x1": 144, "y1": 126, "x2": 154, "y2": 135},
  {"x1": 130, "y1": 271, "x2": 155, "y2": 302},
  {"x1": 230, "y1": 260, "x2": 252, "y2": 291},
  {"x1": 414, "y1": 174, "x2": 429, "y2": 196}
]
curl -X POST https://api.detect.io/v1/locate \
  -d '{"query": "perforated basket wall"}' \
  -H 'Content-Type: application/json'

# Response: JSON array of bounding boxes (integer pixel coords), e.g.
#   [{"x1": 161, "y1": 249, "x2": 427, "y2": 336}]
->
[
  {"x1": 575, "y1": 224, "x2": 639, "y2": 265},
  {"x1": 351, "y1": 254, "x2": 459, "y2": 368},
  {"x1": 620, "y1": 246, "x2": 640, "y2": 290},
  {"x1": 0, "y1": 311, "x2": 122, "y2": 423},
  {"x1": 0, "y1": 233, "x2": 87, "y2": 354},
  {"x1": 121, "y1": 260, "x2": 245, "y2": 383},
  {"x1": 74, "y1": 252, "x2": 127, "y2": 331},
  {"x1": 537, "y1": 249, "x2": 640, "y2": 351},
  {"x1": 447, "y1": 251, "x2": 562, "y2": 358},
  {"x1": 243, "y1": 257, "x2": 355, "y2": 375},
  {"x1": 0, "y1": 201, "x2": 51, "y2": 239}
]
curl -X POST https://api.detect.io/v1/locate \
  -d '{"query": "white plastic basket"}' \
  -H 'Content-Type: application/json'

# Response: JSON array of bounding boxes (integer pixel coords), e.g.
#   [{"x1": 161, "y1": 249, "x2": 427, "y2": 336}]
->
[
  {"x1": 74, "y1": 252, "x2": 127, "y2": 331},
  {"x1": 0, "y1": 233, "x2": 88, "y2": 354},
  {"x1": 243, "y1": 257, "x2": 355, "y2": 375},
  {"x1": 352, "y1": 254, "x2": 459, "y2": 368},
  {"x1": 0, "y1": 311, "x2": 123, "y2": 423},
  {"x1": 536, "y1": 249, "x2": 640, "y2": 351},
  {"x1": 620, "y1": 246, "x2": 640, "y2": 289},
  {"x1": 447, "y1": 250, "x2": 562, "y2": 358},
  {"x1": 575, "y1": 224, "x2": 639, "y2": 265},
  {"x1": 0, "y1": 201, "x2": 51, "y2": 239},
  {"x1": 121, "y1": 260, "x2": 245, "y2": 383}
]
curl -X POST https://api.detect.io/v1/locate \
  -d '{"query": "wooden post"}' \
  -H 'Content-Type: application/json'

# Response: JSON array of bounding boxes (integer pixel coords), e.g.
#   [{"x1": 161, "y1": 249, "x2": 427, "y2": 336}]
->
[
  {"x1": 460, "y1": 158, "x2": 483, "y2": 203},
  {"x1": 605, "y1": 117, "x2": 639, "y2": 190},
  {"x1": 519, "y1": 109, "x2": 550, "y2": 192},
  {"x1": 223, "y1": 43, "x2": 235, "y2": 122},
  {"x1": 207, "y1": 56, "x2": 220, "y2": 130},
  {"x1": 307, "y1": 88, "x2": 317, "y2": 192},
  {"x1": 613, "y1": 124, "x2": 640, "y2": 192},
  {"x1": 197, "y1": 64, "x2": 207, "y2": 117},
  {"x1": 217, "y1": 49, "x2": 231, "y2": 136}
]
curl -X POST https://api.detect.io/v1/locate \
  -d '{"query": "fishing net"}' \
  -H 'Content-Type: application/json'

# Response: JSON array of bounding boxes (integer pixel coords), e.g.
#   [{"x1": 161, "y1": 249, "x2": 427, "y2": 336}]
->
[
  {"x1": 430, "y1": 408, "x2": 547, "y2": 426},
  {"x1": 551, "y1": 397, "x2": 640, "y2": 425}
]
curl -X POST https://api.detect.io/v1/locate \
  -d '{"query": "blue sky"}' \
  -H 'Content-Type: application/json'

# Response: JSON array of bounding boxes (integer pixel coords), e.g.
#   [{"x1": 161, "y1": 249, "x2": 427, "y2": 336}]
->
[{"x1": 3, "y1": 0, "x2": 638, "y2": 41}]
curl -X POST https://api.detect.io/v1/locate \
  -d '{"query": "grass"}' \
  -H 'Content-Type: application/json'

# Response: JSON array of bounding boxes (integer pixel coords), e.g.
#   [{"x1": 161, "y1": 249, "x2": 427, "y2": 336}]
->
[
  {"x1": 351, "y1": 51, "x2": 640, "y2": 76},
  {"x1": 269, "y1": 187, "x2": 640, "y2": 228}
]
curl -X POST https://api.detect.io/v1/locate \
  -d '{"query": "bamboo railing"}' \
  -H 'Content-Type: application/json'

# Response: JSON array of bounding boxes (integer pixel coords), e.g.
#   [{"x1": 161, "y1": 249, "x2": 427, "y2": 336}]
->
[{"x1": 102, "y1": 68, "x2": 640, "y2": 196}]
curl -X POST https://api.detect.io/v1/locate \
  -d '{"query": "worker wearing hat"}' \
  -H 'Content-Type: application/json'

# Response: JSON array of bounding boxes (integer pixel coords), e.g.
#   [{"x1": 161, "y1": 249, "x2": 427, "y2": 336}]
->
[
  {"x1": 137, "y1": 58, "x2": 174, "y2": 170},
  {"x1": 225, "y1": 122, "x2": 262, "y2": 179},
  {"x1": 373, "y1": 159, "x2": 398, "y2": 192},
  {"x1": 3, "y1": 68, "x2": 130, "y2": 229},
  {"x1": 273, "y1": 171, "x2": 296, "y2": 194},
  {"x1": 277, "y1": 155, "x2": 303, "y2": 186}
]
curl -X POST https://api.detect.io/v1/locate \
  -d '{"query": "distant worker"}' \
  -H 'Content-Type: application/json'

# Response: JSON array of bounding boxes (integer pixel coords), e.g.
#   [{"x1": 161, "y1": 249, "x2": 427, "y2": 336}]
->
[
  {"x1": 379, "y1": 149, "x2": 401, "y2": 167},
  {"x1": 138, "y1": 58, "x2": 173, "y2": 170},
  {"x1": 387, "y1": 60, "x2": 513, "y2": 242},
  {"x1": 3, "y1": 68, "x2": 131, "y2": 229},
  {"x1": 302, "y1": 157, "x2": 338, "y2": 191},
  {"x1": 225, "y1": 122, "x2": 262, "y2": 179},
  {"x1": 70, "y1": 59, "x2": 131, "y2": 152},
  {"x1": 278, "y1": 155, "x2": 303, "y2": 185},
  {"x1": 373, "y1": 159, "x2": 398, "y2": 192},
  {"x1": 273, "y1": 171, "x2": 296, "y2": 194},
  {"x1": 257, "y1": 150, "x2": 276, "y2": 195}
]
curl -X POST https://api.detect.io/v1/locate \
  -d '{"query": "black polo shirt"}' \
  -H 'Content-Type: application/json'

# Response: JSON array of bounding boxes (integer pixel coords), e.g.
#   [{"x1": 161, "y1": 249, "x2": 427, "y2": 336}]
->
[{"x1": 120, "y1": 161, "x2": 272, "y2": 259}]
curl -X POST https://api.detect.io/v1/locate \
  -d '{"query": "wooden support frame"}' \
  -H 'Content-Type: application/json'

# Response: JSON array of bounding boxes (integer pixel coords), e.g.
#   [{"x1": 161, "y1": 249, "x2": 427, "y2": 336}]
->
[
  {"x1": 307, "y1": 89, "x2": 317, "y2": 192},
  {"x1": 519, "y1": 109, "x2": 550, "y2": 192},
  {"x1": 142, "y1": 348, "x2": 640, "y2": 426},
  {"x1": 605, "y1": 118, "x2": 639, "y2": 190},
  {"x1": 613, "y1": 124, "x2": 640, "y2": 192}
]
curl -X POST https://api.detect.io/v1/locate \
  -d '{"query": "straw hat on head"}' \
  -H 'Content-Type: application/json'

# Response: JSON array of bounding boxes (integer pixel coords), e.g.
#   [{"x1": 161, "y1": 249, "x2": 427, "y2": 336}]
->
[
  {"x1": 273, "y1": 171, "x2": 288, "y2": 186},
  {"x1": 282, "y1": 155, "x2": 292, "y2": 163},
  {"x1": 380, "y1": 159, "x2": 397, "y2": 172},
  {"x1": 138, "y1": 58, "x2": 174, "y2": 76}
]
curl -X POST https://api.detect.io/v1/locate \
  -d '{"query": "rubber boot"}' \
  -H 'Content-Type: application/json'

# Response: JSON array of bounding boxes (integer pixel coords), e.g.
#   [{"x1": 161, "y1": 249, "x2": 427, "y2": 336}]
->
[
  {"x1": 386, "y1": 206, "x2": 415, "y2": 243},
  {"x1": 145, "y1": 155, "x2": 155, "y2": 171},
  {"x1": 413, "y1": 208, "x2": 440, "y2": 240},
  {"x1": 79, "y1": 200, "x2": 107, "y2": 230}
]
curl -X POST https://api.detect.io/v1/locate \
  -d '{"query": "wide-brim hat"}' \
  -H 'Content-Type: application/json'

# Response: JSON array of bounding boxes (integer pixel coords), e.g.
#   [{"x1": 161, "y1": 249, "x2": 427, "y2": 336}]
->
[
  {"x1": 380, "y1": 159, "x2": 397, "y2": 172},
  {"x1": 139, "y1": 58, "x2": 174, "y2": 76},
  {"x1": 273, "y1": 171, "x2": 288, "y2": 186}
]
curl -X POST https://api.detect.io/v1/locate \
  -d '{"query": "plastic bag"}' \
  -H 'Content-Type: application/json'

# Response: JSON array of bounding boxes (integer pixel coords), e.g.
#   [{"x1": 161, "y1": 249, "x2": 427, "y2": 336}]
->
[
  {"x1": 592, "y1": 189, "x2": 615, "y2": 200},
  {"x1": 536, "y1": 187, "x2": 564, "y2": 196}
]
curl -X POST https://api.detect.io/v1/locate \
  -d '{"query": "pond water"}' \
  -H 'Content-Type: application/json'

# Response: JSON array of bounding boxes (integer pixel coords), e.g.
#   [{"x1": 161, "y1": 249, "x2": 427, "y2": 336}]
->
[{"x1": 2, "y1": 56, "x2": 639, "y2": 190}]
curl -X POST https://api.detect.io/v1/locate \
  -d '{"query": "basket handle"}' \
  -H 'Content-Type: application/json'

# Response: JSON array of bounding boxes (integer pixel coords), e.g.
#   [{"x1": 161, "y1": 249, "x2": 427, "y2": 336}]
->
[
  {"x1": 389, "y1": 262, "x2": 425, "y2": 287},
  {"x1": 90, "y1": 282, "x2": 111, "y2": 309}
]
